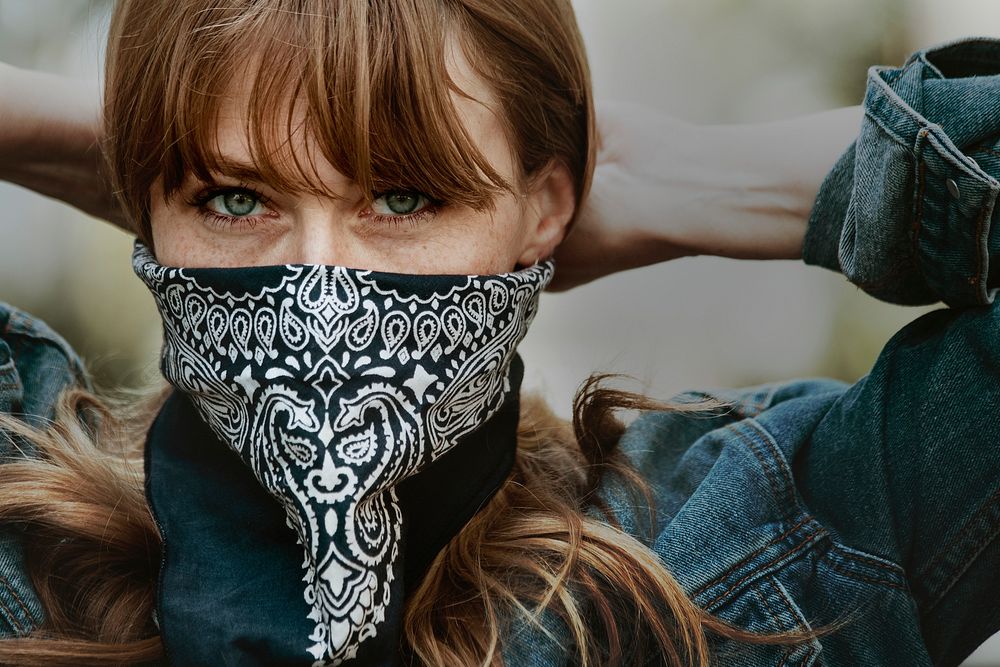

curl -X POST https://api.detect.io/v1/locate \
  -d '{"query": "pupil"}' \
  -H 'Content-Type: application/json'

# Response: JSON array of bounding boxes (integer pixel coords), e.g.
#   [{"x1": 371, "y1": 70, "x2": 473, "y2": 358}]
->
[
  {"x1": 223, "y1": 192, "x2": 256, "y2": 216},
  {"x1": 386, "y1": 192, "x2": 419, "y2": 214}
]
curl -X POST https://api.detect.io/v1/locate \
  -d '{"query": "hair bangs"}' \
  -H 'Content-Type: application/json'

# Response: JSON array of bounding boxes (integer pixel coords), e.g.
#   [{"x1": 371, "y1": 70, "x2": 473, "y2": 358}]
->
[{"x1": 154, "y1": 0, "x2": 511, "y2": 225}]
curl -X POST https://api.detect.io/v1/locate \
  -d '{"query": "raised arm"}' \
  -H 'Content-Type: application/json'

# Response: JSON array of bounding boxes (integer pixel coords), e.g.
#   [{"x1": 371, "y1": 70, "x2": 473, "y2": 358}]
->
[
  {"x1": 559, "y1": 36, "x2": 1000, "y2": 309},
  {"x1": 0, "y1": 62, "x2": 125, "y2": 229},
  {"x1": 548, "y1": 100, "x2": 863, "y2": 291}
]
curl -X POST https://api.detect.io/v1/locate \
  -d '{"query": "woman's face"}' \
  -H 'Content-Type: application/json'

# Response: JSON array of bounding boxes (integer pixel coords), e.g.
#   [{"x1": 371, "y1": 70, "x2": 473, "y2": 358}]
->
[{"x1": 149, "y1": 43, "x2": 574, "y2": 274}]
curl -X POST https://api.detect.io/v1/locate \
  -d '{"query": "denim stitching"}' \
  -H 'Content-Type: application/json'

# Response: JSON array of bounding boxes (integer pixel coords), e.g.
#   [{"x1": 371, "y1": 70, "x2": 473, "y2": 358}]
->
[
  {"x1": 745, "y1": 420, "x2": 797, "y2": 514},
  {"x1": 917, "y1": 487, "x2": 1000, "y2": 611},
  {"x1": 917, "y1": 486, "x2": 1000, "y2": 582},
  {"x1": 753, "y1": 584, "x2": 789, "y2": 635},
  {"x1": 863, "y1": 107, "x2": 910, "y2": 149},
  {"x1": 0, "y1": 574, "x2": 36, "y2": 625},
  {"x1": 832, "y1": 548, "x2": 906, "y2": 578},
  {"x1": 771, "y1": 578, "x2": 822, "y2": 667},
  {"x1": 771, "y1": 577, "x2": 808, "y2": 630},
  {"x1": 691, "y1": 517, "x2": 813, "y2": 598},
  {"x1": 912, "y1": 150, "x2": 927, "y2": 261},
  {"x1": 745, "y1": 386, "x2": 781, "y2": 417},
  {"x1": 825, "y1": 559, "x2": 908, "y2": 591},
  {"x1": 971, "y1": 201, "x2": 988, "y2": 296},
  {"x1": 724, "y1": 424, "x2": 789, "y2": 522},
  {"x1": 0, "y1": 597, "x2": 23, "y2": 635},
  {"x1": 925, "y1": 127, "x2": 997, "y2": 181},
  {"x1": 0, "y1": 581, "x2": 25, "y2": 635},
  {"x1": 702, "y1": 530, "x2": 825, "y2": 611}
]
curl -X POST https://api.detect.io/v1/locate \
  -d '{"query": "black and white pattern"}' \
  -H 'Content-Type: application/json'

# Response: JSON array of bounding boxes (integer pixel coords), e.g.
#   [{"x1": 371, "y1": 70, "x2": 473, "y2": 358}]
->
[{"x1": 132, "y1": 241, "x2": 554, "y2": 665}]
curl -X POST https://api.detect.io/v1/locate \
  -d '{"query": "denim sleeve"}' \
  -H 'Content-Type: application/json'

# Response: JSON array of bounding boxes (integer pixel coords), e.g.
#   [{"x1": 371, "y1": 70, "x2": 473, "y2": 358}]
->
[
  {"x1": 0, "y1": 302, "x2": 91, "y2": 638},
  {"x1": 0, "y1": 301, "x2": 91, "y2": 428},
  {"x1": 802, "y1": 37, "x2": 1000, "y2": 308},
  {"x1": 792, "y1": 287, "x2": 1000, "y2": 665}
]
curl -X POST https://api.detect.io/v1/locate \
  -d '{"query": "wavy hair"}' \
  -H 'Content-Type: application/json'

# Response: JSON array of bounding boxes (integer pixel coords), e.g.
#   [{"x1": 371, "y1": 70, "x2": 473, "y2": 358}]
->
[{"x1": 0, "y1": 377, "x2": 834, "y2": 666}]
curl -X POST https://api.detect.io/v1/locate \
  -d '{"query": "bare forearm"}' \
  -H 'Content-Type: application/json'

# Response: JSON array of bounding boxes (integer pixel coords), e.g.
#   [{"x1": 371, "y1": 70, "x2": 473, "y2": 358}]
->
[
  {"x1": 552, "y1": 102, "x2": 866, "y2": 291},
  {"x1": 0, "y1": 62, "x2": 125, "y2": 228},
  {"x1": 692, "y1": 104, "x2": 865, "y2": 260}
]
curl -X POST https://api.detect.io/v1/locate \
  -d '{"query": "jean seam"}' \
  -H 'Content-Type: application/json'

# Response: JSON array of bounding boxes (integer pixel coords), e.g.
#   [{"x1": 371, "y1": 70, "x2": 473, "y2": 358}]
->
[
  {"x1": 970, "y1": 200, "x2": 989, "y2": 297},
  {"x1": 771, "y1": 578, "x2": 820, "y2": 666},
  {"x1": 745, "y1": 420, "x2": 797, "y2": 514},
  {"x1": 832, "y1": 548, "x2": 906, "y2": 578},
  {"x1": 863, "y1": 106, "x2": 911, "y2": 150},
  {"x1": 771, "y1": 576, "x2": 808, "y2": 631},
  {"x1": 754, "y1": 583, "x2": 786, "y2": 629},
  {"x1": 916, "y1": 487, "x2": 1000, "y2": 612},
  {"x1": 0, "y1": 596, "x2": 24, "y2": 635},
  {"x1": 752, "y1": 585, "x2": 793, "y2": 667},
  {"x1": 772, "y1": 577, "x2": 823, "y2": 666},
  {"x1": 724, "y1": 424, "x2": 787, "y2": 521},
  {"x1": 690, "y1": 517, "x2": 812, "y2": 598},
  {"x1": 0, "y1": 577, "x2": 28, "y2": 634},
  {"x1": 912, "y1": 156, "x2": 927, "y2": 266},
  {"x1": 0, "y1": 574, "x2": 36, "y2": 626},
  {"x1": 824, "y1": 558, "x2": 908, "y2": 591},
  {"x1": 702, "y1": 530, "x2": 825, "y2": 611}
]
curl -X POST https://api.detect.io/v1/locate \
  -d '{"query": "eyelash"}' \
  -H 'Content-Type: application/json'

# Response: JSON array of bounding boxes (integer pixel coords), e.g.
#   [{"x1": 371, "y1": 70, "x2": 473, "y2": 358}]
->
[
  {"x1": 186, "y1": 183, "x2": 274, "y2": 231},
  {"x1": 366, "y1": 191, "x2": 441, "y2": 229},
  {"x1": 185, "y1": 183, "x2": 442, "y2": 230}
]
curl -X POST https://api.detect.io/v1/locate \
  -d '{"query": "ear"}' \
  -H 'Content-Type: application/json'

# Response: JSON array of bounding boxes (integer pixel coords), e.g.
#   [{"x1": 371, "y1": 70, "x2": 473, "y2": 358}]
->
[{"x1": 516, "y1": 160, "x2": 575, "y2": 267}]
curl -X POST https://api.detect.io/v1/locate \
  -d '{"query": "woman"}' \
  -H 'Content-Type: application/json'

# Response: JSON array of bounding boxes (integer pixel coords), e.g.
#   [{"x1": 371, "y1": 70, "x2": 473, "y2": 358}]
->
[{"x1": 1, "y1": 1, "x2": 999, "y2": 666}]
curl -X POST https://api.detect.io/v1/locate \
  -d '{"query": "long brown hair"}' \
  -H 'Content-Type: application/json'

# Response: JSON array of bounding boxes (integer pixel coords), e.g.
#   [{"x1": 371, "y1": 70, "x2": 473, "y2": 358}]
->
[{"x1": 0, "y1": 0, "x2": 839, "y2": 664}]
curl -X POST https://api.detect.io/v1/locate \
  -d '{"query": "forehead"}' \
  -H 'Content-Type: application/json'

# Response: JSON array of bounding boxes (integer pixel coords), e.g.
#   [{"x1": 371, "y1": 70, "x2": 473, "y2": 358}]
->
[{"x1": 204, "y1": 34, "x2": 516, "y2": 192}]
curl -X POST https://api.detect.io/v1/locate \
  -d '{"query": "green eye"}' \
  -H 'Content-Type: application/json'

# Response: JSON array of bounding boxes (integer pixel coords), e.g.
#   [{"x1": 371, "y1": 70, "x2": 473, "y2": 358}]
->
[
  {"x1": 203, "y1": 189, "x2": 265, "y2": 217},
  {"x1": 220, "y1": 191, "x2": 258, "y2": 216},
  {"x1": 386, "y1": 193, "x2": 419, "y2": 214},
  {"x1": 373, "y1": 191, "x2": 429, "y2": 216}
]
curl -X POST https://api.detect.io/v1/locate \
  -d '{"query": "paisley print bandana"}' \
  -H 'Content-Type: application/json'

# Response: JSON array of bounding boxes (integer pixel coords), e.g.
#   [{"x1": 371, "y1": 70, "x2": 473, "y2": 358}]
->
[{"x1": 132, "y1": 240, "x2": 554, "y2": 665}]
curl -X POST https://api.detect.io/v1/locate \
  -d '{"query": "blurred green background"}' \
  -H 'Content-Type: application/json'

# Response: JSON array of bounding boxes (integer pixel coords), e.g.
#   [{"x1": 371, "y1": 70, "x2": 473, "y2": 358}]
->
[{"x1": 2, "y1": 0, "x2": 1000, "y2": 663}]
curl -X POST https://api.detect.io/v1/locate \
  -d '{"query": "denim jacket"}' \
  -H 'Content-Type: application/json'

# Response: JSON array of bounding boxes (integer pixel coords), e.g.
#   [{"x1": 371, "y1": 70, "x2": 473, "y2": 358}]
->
[
  {"x1": 4, "y1": 35, "x2": 1000, "y2": 666},
  {"x1": 0, "y1": 304, "x2": 89, "y2": 636}
]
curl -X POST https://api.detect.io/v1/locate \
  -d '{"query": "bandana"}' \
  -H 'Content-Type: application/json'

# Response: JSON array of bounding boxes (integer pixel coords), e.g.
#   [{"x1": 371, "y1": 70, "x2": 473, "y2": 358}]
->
[{"x1": 132, "y1": 241, "x2": 554, "y2": 665}]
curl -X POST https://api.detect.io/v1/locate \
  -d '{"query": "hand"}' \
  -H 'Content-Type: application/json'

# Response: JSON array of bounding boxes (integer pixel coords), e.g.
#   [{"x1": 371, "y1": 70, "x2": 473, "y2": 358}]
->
[
  {"x1": 0, "y1": 63, "x2": 127, "y2": 229},
  {"x1": 546, "y1": 101, "x2": 698, "y2": 292}
]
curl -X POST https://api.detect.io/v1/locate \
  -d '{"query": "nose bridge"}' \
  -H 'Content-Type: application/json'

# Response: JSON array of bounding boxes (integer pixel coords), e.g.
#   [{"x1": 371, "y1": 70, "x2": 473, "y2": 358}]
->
[{"x1": 295, "y1": 197, "x2": 355, "y2": 266}]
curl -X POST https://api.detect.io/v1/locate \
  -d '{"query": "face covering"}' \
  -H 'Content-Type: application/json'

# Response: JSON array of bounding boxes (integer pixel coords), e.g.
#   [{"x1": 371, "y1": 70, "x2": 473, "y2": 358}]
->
[{"x1": 132, "y1": 240, "x2": 554, "y2": 665}]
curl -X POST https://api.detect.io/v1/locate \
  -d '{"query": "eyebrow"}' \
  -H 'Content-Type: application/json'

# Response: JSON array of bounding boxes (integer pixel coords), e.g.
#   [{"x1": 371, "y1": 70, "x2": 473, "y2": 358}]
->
[
  {"x1": 192, "y1": 152, "x2": 355, "y2": 203},
  {"x1": 198, "y1": 155, "x2": 272, "y2": 183}
]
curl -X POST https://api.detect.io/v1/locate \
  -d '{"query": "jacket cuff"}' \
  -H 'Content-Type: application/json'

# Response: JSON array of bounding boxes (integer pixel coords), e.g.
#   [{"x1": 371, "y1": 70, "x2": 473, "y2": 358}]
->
[
  {"x1": 801, "y1": 142, "x2": 855, "y2": 274},
  {"x1": 801, "y1": 36, "x2": 1000, "y2": 308}
]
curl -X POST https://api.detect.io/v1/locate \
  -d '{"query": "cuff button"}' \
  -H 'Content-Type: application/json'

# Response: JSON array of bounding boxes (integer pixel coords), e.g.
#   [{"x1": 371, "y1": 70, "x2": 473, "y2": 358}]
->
[{"x1": 946, "y1": 177, "x2": 961, "y2": 200}]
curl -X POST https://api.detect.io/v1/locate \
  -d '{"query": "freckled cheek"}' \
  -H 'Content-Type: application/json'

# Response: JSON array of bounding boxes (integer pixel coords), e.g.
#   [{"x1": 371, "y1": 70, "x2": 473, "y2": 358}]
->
[{"x1": 149, "y1": 211, "x2": 247, "y2": 268}]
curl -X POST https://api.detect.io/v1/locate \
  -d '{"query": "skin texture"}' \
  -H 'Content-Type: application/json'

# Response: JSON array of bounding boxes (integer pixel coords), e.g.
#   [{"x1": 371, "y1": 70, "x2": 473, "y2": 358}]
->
[{"x1": 148, "y1": 41, "x2": 576, "y2": 275}]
